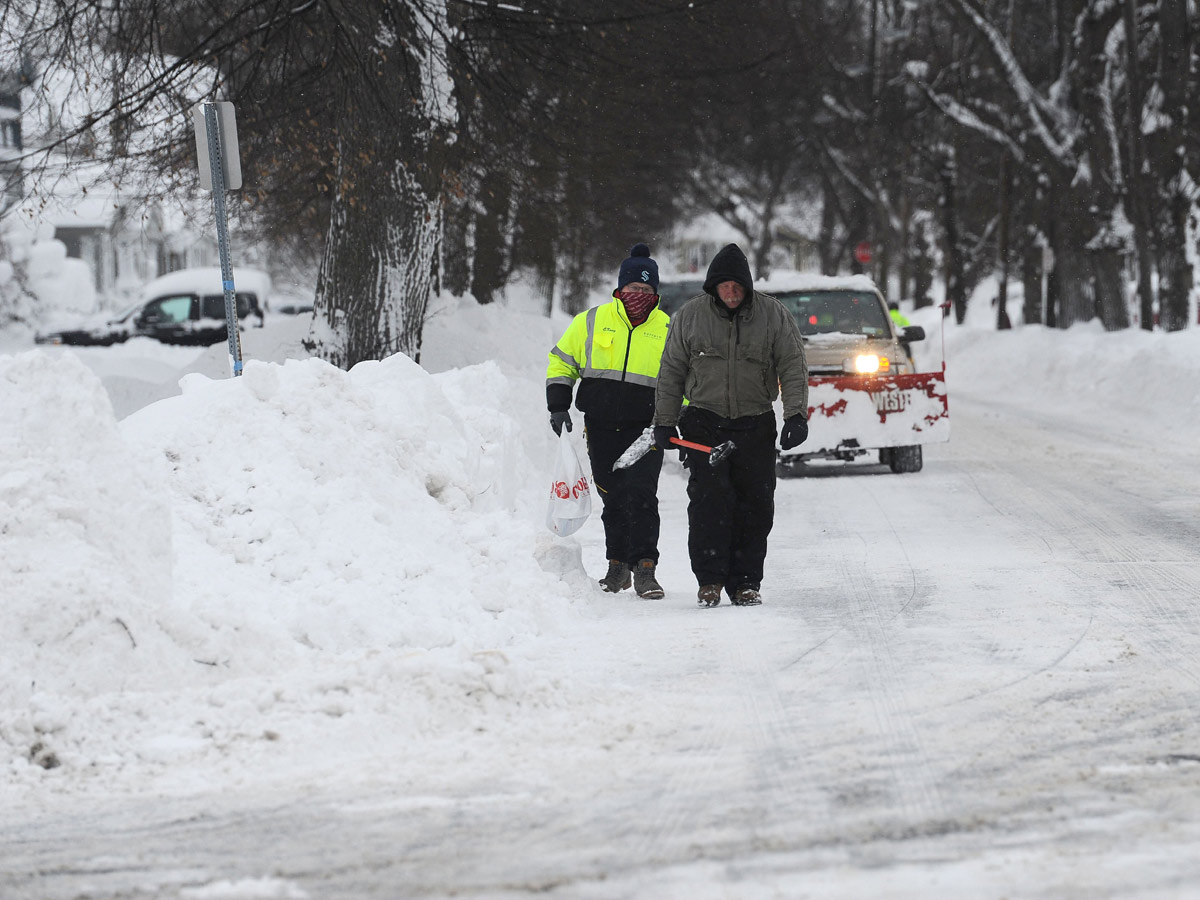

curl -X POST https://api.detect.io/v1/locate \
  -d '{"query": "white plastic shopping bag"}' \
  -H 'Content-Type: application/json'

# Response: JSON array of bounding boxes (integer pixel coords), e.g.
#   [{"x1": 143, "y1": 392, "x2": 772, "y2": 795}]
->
[{"x1": 546, "y1": 433, "x2": 592, "y2": 536}]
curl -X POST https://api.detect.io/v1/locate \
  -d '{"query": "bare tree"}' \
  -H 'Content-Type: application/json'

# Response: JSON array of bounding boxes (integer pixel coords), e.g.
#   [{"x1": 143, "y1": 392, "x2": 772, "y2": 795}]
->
[{"x1": 920, "y1": 0, "x2": 1130, "y2": 329}]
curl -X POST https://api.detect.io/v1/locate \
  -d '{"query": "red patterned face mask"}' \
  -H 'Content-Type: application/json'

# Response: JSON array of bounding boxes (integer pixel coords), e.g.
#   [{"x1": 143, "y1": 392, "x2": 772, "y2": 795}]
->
[{"x1": 617, "y1": 290, "x2": 659, "y2": 325}]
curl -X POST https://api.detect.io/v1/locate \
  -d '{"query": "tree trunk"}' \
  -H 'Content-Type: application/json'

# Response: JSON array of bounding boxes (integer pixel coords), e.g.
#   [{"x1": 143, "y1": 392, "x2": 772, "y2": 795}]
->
[
  {"x1": 560, "y1": 223, "x2": 591, "y2": 316},
  {"x1": 1052, "y1": 245, "x2": 1092, "y2": 328},
  {"x1": 996, "y1": 153, "x2": 1012, "y2": 329},
  {"x1": 305, "y1": 1, "x2": 455, "y2": 368},
  {"x1": 312, "y1": 129, "x2": 442, "y2": 368},
  {"x1": 752, "y1": 227, "x2": 774, "y2": 280},
  {"x1": 1158, "y1": 230, "x2": 1192, "y2": 332},
  {"x1": 938, "y1": 152, "x2": 967, "y2": 324},
  {"x1": 818, "y1": 179, "x2": 840, "y2": 275},
  {"x1": 1091, "y1": 247, "x2": 1129, "y2": 330},
  {"x1": 1122, "y1": 0, "x2": 1157, "y2": 331},
  {"x1": 876, "y1": 214, "x2": 891, "y2": 300},
  {"x1": 537, "y1": 266, "x2": 557, "y2": 318},
  {"x1": 910, "y1": 219, "x2": 935, "y2": 310},
  {"x1": 1156, "y1": 0, "x2": 1193, "y2": 331},
  {"x1": 470, "y1": 172, "x2": 514, "y2": 306},
  {"x1": 441, "y1": 194, "x2": 473, "y2": 299},
  {"x1": 1020, "y1": 224, "x2": 1044, "y2": 326}
]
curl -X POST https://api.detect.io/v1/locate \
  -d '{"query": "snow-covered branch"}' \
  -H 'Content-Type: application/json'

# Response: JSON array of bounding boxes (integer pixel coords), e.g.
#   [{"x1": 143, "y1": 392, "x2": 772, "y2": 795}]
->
[{"x1": 947, "y1": 0, "x2": 1078, "y2": 169}]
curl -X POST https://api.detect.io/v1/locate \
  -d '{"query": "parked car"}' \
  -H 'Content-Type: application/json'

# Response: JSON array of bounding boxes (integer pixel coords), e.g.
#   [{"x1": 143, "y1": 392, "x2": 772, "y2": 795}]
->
[
  {"x1": 34, "y1": 301, "x2": 143, "y2": 346},
  {"x1": 757, "y1": 271, "x2": 949, "y2": 475},
  {"x1": 268, "y1": 297, "x2": 314, "y2": 315},
  {"x1": 35, "y1": 267, "x2": 269, "y2": 347}
]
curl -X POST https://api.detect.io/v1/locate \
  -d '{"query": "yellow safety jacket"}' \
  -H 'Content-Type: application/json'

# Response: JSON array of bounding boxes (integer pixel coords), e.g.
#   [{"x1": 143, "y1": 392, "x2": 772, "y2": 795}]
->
[{"x1": 546, "y1": 296, "x2": 670, "y2": 426}]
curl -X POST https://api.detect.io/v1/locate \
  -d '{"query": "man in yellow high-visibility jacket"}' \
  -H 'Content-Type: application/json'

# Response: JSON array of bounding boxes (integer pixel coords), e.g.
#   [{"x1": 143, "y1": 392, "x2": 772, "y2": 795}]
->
[{"x1": 546, "y1": 243, "x2": 671, "y2": 598}]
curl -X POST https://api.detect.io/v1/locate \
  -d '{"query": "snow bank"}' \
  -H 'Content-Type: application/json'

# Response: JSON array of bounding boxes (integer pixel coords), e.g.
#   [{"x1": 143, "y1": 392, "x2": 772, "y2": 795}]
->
[
  {"x1": 936, "y1": 313, "x2": 1200, "y2": 443},
  {"x1": 0, "y1": 352, "x2": 178, "y2": 701},
  {"x1": 26, "y1": 238, "x2": 97, "y2": 315},
  {"x1": 1, "y1": 346, "x2": 588, "y2": 788},
  {"x1": 121, "y1": 353, "x2": 565, "y2": 668}
]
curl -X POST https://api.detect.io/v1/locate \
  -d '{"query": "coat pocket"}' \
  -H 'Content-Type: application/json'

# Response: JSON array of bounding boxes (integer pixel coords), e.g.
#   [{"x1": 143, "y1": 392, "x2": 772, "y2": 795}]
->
[
  {"x1": 734, "y1": 345, "x2": 772, "y2": 400},
  {"x1": 685, "y1": 345, "x2": 726, "y2": 400}
]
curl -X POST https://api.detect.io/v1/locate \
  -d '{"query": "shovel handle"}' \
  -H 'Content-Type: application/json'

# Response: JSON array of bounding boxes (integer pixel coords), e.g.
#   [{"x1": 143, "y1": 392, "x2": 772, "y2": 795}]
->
[{"x1": 669, "y1": 436, "x2": 715, "y2": 454}]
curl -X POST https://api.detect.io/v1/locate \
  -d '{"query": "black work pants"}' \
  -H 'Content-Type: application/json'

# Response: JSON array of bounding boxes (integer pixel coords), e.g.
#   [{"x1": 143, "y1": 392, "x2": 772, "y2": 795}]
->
[
  {"x1": 585, "y1": 421, "x2": 663, "y2": 565},
  {"x1": 679, "y1": 408, "x2": 777, "y2": 595}
]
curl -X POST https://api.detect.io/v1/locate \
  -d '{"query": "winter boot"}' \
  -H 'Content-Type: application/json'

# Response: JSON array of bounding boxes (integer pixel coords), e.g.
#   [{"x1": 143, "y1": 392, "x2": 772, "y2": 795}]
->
[
  {"x1": 731, "y1": 586, "x2": 762, "y2": 606},
  {"x1": 599, "y1": 560, "x2": 632, "y2": 593},
  {"x1": 632, "y1": 559, "x2": 664, "y2": 599},
  {"x1": 697, "y1": 584, "x2": 723, "y2": 608}
]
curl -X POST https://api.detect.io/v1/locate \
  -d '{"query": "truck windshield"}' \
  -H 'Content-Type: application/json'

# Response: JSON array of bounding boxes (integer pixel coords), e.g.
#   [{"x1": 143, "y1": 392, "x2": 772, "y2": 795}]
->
[{"x1": 775, "y1": 290, "x2": 890, "y2": 338}]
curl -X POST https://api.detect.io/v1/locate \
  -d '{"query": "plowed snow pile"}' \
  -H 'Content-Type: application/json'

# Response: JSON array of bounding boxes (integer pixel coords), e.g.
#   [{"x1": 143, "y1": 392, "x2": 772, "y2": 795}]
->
[{"x1": 1, "y1": 349, "x2": 587, "y2": 791}]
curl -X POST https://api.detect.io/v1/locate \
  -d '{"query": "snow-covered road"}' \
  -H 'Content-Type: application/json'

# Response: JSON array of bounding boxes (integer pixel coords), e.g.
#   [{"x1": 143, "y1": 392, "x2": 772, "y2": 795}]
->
[{"x1": 6, "y1": 374, "x2": 1200, "y2": 900}]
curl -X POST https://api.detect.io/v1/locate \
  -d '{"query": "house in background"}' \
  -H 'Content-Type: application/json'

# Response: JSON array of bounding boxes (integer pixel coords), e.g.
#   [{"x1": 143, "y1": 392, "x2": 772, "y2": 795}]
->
[
  {"x1": 47, "y1": 189, "x2": 219, "y2": 304},
  {"x1": 2, "y1": 58, "x2": 272, "y2": 317},
  {"x1": 47, "y1": 190, "x2": 163, "y2": 301},
  {"x1": 13, "y1": 163, "x2": 227, "y2": 309},
  {"x1": 1, "y1": 70, "x2": 23, "y2": 213},
  {"x1": 2, "y1": 78, "x2": 226, "y2": 308},
  {"x1": 666, "y1": 211, "x2": 820, "y2": 277}
]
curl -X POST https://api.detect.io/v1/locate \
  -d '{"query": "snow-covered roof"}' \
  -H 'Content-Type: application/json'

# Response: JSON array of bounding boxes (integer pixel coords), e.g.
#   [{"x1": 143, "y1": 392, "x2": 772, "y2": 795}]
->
[
  {"x1": 756, "y1": 270, "x2": 882, "y2": 295},
  {"x1": 669, "y1": 211, "x2": 744, "y2": 245},
  {"x1": 10, "y1": 159, "x2": 150, "y2": 229},
  {"x1": 141, "y1": 266, "x2": 270, "y2": 302}
]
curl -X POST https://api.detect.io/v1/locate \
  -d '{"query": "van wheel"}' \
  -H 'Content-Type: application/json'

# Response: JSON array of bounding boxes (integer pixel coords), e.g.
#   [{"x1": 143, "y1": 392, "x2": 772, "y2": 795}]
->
[
  {"x1": 878, "y1": 448, "x2": 893, "y2": 466},
  {"x1": 888, "y1": 445, "x2": 923, "y2": 473}
]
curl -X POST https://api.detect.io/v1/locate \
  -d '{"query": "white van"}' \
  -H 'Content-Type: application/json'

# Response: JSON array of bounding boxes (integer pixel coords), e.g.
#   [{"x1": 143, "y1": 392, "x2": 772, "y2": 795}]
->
[
  {"x1": 131, "y1": 267, "x2": 269, "y2": 346},
  {"x1": 35, "y1": 267, "x2": 271, "y2": 347}
]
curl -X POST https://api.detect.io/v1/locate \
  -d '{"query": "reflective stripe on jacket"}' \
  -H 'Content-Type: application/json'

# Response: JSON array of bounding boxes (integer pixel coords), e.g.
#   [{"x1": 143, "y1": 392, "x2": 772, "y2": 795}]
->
[{"x1": 546, "y1": 297, "x2": 670, "y2": 426}]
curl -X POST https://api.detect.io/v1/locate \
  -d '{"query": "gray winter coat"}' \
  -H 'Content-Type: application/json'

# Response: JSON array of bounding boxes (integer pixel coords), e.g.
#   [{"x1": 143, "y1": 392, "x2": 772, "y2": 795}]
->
[{"x1": 654, "y1": 291, "x2": 808, "y2": 426}]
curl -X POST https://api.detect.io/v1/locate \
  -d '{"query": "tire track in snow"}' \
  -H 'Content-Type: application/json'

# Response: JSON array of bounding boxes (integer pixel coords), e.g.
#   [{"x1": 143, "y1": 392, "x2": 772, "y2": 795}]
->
[
  {"x1": 778, "y1": 470, "x2": 951, "y2": 828},
  {"x1": 832, "y1": 523, "x2": 948, "y2": 826},
  {"x1": 631, "y1": 617, "x2": 748, "y2": 859},
  {"x1": 942, "y1": 396, "x2": 1200, "y2": 776},
  {"x1": 961, "y1": 455, "x2": 1200, "y2": 690},
  {"x1": 716, "y1": 618, "x2": 834, "y2": 847}
]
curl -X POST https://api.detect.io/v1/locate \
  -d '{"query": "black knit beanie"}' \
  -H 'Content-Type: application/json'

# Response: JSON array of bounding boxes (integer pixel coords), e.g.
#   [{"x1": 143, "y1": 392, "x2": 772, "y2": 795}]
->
[{"x1": 616, "y1": 243, "x2": 660, "y2": 292}]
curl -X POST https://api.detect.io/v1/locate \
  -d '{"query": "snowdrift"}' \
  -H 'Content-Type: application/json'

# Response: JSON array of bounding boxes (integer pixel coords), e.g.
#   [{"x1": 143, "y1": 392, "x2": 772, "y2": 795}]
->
[{"x1": 1, "y1": 348, "x2": 586, "y2": 786}]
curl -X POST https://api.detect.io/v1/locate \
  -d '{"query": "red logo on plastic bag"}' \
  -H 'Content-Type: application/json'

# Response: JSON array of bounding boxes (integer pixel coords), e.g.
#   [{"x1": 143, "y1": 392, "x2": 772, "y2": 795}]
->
[
  {"x1": 572, "y1": 476, "x2": 589, "y2": 499},
  {"x1": 553, "y1": 481, "x2": 571, "y2": 499}
]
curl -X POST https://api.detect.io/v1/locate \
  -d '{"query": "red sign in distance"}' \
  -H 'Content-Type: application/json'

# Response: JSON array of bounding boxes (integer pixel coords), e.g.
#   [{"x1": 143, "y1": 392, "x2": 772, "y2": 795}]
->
[{"x1": 854, "y1": 241, "x2": 872, "y2": 265}]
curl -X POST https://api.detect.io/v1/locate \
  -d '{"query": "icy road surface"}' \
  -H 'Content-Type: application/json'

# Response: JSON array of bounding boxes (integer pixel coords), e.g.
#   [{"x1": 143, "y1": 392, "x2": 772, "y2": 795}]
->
[{"x1": 5, "y1": 388, "x2": 1200, "y2": 899}]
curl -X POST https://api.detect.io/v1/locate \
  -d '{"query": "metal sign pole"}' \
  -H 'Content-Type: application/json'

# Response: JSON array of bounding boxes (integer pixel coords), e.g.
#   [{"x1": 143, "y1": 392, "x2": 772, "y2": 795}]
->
[{"x1": 202, "y1": 101, "x2": 244, "y2": 377}]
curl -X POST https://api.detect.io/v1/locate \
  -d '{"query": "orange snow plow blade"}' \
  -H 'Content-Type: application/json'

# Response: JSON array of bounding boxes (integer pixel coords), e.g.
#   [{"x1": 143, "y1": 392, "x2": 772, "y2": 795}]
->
[{"x1": 802, "y1": 370, "x2": 950, "y2": 456}]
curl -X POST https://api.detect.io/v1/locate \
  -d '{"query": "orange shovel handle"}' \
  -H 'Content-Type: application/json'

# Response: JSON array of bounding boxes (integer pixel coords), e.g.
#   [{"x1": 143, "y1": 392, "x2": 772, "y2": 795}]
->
[{"x1": 669, "y1": 436, "x2": 714, "y2": 453}]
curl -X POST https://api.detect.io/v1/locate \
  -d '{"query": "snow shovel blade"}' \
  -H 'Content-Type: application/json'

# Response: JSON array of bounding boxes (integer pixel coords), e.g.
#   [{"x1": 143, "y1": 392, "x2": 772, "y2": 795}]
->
[
  {"x1": 612, "y1": 427, "x2": 655, "y2": 471},
  {"x1": 670, "y1": 436, "x2": 736, "y2": 467}
]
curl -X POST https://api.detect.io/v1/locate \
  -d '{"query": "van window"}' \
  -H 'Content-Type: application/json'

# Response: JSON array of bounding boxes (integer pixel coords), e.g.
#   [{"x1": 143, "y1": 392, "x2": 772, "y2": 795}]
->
[
  {"x1": 236, "y1": 293, "x2": 260, "y2": 317},
  {"x1": 144, "y1": 295, "x2": 193, "y2": 323},
  {"x1": 200, "y1": 293, "x2": 259, "y2": 318}
]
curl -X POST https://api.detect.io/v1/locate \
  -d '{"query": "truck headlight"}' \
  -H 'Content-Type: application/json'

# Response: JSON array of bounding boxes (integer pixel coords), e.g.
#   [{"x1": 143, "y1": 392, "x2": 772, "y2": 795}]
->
[{"x1": 847, "y1": 354, "x2": 889, "y2": 374}]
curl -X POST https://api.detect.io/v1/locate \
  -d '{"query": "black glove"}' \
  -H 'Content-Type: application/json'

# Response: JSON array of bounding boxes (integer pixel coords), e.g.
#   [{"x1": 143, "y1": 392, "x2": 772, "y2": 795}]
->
[
  {"x1": 652, "y1": 424, "x2": 678, "y2": 451},
  {"x1": 550, "y1": 410, "x2": 572, "y2": 436},
  {"x1": 779, "y1": 414, "x2": 808, "y2": 450}
]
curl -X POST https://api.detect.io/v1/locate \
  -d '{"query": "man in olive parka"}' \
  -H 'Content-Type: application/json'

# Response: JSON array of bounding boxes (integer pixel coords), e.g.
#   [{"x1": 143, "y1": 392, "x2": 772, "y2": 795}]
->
[{"x1": 652, "y1": 243, "x2": 808, "y2": 607}]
